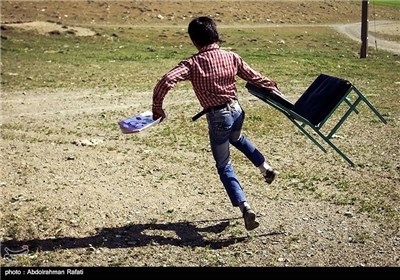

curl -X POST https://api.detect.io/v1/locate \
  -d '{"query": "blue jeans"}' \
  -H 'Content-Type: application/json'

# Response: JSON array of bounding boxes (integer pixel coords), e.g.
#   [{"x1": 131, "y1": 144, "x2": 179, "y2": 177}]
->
[{"x1": 206, "y1": 100, "x2": 265, "y2": 207}]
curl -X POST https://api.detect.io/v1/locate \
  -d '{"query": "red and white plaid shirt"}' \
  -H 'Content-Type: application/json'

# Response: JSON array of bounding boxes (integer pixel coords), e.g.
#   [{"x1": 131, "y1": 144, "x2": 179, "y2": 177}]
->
[{"x1": 152, "y1": 43, "x2": 278, "y2": 110}]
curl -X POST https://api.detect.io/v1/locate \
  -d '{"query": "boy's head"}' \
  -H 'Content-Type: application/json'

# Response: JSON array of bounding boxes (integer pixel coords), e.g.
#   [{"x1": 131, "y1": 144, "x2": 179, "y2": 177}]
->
[{"x1": 188, "y1": 16, "x2": 219, "y2": 48}]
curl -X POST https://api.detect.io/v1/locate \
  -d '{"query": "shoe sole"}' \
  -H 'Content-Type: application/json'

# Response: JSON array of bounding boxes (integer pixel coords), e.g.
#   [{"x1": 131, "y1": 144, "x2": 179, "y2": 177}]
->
[
  {"x1": 244, "y1": 211, "x2": 259, "y2": 231},
  {"x1": 264, "y1": 169, "x2": 277, "y2": 184}
]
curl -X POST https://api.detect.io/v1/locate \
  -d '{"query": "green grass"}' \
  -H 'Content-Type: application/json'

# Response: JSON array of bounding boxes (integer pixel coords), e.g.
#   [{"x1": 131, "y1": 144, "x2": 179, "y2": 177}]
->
[
  {"x1": 372, "y1": 0, "x2": 400, "y2": 7},
  {"x1": 2, "y1": 25, "x2": 399, "y2": 96}
]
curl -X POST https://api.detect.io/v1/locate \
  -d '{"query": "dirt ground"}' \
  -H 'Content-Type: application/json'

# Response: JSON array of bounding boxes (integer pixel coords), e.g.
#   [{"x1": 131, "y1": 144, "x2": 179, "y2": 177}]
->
[
  {"x1": 1, "y1": 1, "x2": 399, "y2": 268},
  {"x1": 2, "y1": 0, "x2": 399, "y2": 52}
]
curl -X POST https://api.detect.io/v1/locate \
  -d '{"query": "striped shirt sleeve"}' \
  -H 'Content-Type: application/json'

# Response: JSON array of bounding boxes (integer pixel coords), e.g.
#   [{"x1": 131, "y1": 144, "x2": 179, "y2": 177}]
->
[
  {"x1": 235, "y1": 54, "x2": 277, "y2": 90},
  {"x1": 152, "y1": 60, "x2": 192, "y2": 110}
]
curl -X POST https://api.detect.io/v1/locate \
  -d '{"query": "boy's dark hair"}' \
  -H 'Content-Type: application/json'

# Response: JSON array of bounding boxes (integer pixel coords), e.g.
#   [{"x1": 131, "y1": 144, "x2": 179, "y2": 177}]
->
[{"x1": 188, "y1": 16, "x2": 219, "y2": 48}]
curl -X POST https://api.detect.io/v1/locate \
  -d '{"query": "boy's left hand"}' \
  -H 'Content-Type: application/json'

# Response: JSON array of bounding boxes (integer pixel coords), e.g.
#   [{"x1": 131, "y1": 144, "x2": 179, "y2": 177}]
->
[{"x1": 152, "y1": 107, "x2": 167, "y2": 121}]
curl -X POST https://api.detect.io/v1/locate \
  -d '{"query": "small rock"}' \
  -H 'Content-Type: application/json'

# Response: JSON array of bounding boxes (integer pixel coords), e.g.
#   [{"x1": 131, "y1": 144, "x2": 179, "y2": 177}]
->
[{"x1": 344, "y1": 211, "x2": 354, "y2": 217}]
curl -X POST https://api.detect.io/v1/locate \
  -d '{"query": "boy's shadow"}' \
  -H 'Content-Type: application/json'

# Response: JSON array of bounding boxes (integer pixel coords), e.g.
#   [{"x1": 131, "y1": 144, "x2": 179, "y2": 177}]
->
[{"x1": 1, "y1": 218, "x2": 281, "y2": 257}]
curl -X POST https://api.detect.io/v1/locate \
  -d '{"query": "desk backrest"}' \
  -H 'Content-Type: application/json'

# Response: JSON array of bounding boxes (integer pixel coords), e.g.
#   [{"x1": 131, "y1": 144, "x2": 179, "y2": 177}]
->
[{"x1": 293, "y1": 74, "x2": 352, "y2": 126}]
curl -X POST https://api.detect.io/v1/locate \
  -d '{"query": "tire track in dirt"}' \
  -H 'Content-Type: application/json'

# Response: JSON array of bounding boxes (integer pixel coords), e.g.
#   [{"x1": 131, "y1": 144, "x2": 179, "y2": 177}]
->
[
  {"x1": 333, "y1": 20, "x2": 400, "y2": 55},
  {"x1": 0, "y1": 90, "x2": 196, "y2": 119}
]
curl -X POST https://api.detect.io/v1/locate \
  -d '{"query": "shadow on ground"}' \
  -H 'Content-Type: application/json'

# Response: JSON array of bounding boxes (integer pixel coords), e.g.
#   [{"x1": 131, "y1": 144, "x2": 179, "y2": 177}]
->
[{"x1": 1, "y1": 218, "x2": 283, "y2": 259}]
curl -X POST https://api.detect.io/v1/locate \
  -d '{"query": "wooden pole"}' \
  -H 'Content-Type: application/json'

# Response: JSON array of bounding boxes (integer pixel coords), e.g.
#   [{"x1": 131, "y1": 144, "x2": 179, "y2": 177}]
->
[{"x1": 360, "y1": 0, "x2": 368, "y2": 58}]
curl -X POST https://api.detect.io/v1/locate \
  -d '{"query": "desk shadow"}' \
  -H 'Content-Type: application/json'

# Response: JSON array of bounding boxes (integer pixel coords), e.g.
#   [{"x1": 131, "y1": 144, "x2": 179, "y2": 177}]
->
[{"x1": 1, "y1": 218, "x2": 282, "y2": 257}]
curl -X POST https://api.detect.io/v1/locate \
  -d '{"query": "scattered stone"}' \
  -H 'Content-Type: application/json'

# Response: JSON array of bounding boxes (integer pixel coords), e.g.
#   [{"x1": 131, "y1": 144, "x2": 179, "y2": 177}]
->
[
  {"x1": 344, "y1": 211, "x2": 354, "y2": 217},
  {"x1": 71, "y1": 138, "x2": 103, "y2": 146},
  {"x1": 48, "y1": 30, "x2": 61, "y2": 35}
]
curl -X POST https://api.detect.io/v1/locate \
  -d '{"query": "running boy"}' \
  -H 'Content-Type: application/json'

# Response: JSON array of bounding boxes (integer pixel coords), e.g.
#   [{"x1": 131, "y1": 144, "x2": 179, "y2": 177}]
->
[{"x1": 152, "y1": 16, "x2": 278, "y2": 230}]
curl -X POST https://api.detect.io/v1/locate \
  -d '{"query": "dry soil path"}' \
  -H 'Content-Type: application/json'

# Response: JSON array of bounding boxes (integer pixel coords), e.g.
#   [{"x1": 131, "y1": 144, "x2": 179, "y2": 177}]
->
[{"x1": 334, "y1": 20, "x2": 400, "y2": 55}]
